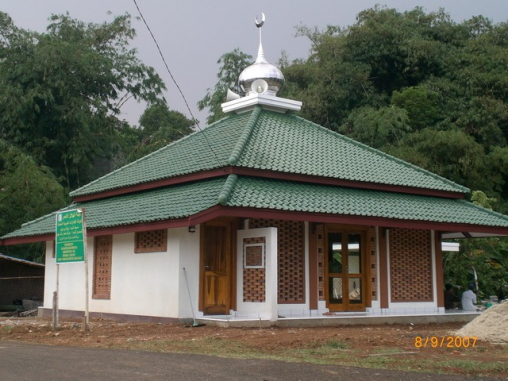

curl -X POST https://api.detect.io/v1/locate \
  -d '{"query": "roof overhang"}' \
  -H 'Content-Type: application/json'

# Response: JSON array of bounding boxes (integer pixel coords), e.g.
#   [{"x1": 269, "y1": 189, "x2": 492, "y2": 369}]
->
[{"x1": 2, "y1": 205, "x2": 507, "y2": 246}]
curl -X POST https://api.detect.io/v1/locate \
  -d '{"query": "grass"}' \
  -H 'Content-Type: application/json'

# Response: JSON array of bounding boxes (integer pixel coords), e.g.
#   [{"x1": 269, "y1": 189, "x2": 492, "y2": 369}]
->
[
  {"x1": 433, "y1": 359, "x2": 508, "y2": 373},
  {"x1": 119, "y1": 338, "x2": 508, "y2": 377},
  {"x1": 324, "y1": 339, "x2": 350, "y2": 350}
]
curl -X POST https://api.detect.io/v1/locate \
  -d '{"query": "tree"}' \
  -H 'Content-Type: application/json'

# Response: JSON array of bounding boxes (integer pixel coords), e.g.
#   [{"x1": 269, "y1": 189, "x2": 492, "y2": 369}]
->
[
  {"x1": 0, "y1": 12, "x2": 166, "y2": 189},
  {"x1": 443, "y1": 192, "x2": 508, "y2": 300},
  {"x1": 198, "y1": 48, "x2": 252, "y2": 125},
  {"x1": 339, "y1": 106, "x2": 410, "y2": 149},
  {"x1": 390, "y1": 86, "x2": 442, "y2": 131},
  {"x1": 126, "y1": 104, "x2": 194, "y2": 162},
  {"x1": 0, "y1": 140, "x2": 67, "y2": 261}
]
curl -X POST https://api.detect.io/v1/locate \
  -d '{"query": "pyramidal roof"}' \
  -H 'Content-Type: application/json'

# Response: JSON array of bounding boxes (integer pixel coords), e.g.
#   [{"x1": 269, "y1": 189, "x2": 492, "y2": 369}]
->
[
  {"x1": 70, "y1": 14, "x2": 468, "y2": 199},
  {"x1": 4, "y1": 13, "x2": 508, "y2": 245},
  {"x1": 70, "y1": 106, "x2": 468, "y2": 198}
]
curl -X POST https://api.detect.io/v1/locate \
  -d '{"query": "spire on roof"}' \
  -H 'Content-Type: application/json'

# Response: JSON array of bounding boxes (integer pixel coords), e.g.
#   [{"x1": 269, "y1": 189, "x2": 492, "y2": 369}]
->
[
  {"x1": 238, "y1": 13, "x2": 284, "y2": 97},
  {"x1": 222, "y1": 13, "x2": 302, "y2": 114}
]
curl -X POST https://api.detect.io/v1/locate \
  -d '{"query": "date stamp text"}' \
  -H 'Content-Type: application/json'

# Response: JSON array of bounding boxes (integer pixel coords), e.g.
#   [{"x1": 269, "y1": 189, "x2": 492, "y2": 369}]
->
[{"x1": 414, "y1": 336, "x2": 477, "y2": 348}]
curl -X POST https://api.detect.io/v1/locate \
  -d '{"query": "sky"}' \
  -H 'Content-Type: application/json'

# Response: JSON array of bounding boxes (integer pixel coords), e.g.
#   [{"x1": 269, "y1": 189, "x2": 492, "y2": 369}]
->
[{"x1": 2, "y1": 1, "x2": 508, "y2": 127}]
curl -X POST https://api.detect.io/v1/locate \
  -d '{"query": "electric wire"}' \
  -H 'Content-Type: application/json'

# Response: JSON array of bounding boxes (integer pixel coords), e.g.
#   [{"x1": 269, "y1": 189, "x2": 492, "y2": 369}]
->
[{"x1": 132, "y1": 0, "x2": 223, "y2": 167}]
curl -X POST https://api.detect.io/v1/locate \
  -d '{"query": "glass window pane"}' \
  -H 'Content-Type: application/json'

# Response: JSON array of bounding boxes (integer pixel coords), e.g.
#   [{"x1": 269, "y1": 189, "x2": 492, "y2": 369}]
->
[
  {"x1": 348, "y1": 277, "x2": 362, "y2": 304},
  {"x1": 348, "y1": 233, "x2": 361, "y2": 274},
  {"x1": 328, "y1": 232, "x2": 342, "y2": 274},
  {"x1": 329, "y1": 277, "x2": 343, "y2": 304}
]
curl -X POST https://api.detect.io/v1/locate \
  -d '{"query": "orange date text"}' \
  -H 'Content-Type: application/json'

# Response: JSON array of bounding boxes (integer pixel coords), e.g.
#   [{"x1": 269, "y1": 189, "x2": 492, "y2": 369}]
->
[{"x1": 414, "y1": 336, "x2": 477, "y2": 348}]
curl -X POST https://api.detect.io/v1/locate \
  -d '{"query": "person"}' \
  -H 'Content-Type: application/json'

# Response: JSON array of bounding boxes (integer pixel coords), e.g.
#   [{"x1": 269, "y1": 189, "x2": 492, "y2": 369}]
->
[
  {"x1": 444, "y1": 283, "x2": 460, "y2": 310},
  {"x1": 461, "y1": 283, "x2": 478, "y2": 311}
]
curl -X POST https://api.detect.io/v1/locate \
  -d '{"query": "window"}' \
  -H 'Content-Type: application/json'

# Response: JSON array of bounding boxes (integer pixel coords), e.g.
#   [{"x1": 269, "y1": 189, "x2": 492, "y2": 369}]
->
[
  {"x1": 93, "y1": 235, "x2": 112, "y2": 299},
  {"x1": 134, "y1": 229, "x2": 167, "y2": 253}
]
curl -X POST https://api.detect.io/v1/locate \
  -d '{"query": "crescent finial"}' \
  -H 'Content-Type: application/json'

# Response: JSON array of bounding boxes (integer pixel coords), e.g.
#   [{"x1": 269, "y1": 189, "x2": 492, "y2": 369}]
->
[{"x1": 255, "y1": 13, "x2": 265, "y2": 28}]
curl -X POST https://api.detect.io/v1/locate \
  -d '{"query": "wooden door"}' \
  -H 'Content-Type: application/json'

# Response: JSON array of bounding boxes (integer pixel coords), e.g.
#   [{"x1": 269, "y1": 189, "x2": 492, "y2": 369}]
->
[
  {"x1": 325, "y1": 228, "x2": 367, "y2": 312},
  {"x1": 201, "y1": 222, "x2": 232, "y2": 315}
]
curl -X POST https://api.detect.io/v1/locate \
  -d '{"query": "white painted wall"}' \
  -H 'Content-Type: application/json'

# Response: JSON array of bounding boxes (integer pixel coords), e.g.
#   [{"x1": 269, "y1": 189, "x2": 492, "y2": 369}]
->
[
  {"x1": 43, "y1": 241, "x2": 56, "y2": 309},
  {"x1": 236, "y1": 227, "x2": 278, "y2": 320},
  {"x1": 43, "y1": 227, "x2": 201, "y2": 319},
  {"x1": 177, "y1": 225, "x2": 202, "y2": 319},
  {"x1": 43, "y1": 237, "x2": 91, "y2": 312}
]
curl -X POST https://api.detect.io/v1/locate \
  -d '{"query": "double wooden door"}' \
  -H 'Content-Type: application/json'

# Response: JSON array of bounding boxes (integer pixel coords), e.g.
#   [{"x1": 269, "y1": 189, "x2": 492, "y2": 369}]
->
[{"x1": 325, "y1": 228, "x2": 367, "y2": 312}]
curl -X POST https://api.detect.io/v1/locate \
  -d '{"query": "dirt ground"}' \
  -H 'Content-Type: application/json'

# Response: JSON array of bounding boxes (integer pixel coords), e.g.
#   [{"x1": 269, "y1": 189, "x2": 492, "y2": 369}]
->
[{"x1": 1, "y1": 317, "x2": 507, "y2": 378}]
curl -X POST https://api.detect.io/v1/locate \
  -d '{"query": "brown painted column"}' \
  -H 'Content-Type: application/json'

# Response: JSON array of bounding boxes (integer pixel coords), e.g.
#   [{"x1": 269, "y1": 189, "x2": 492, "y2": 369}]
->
[
  {"x1": 378, "y1": 227, "x2": 389, "y2": 309},
  {"x1": 309, "y1": 223, "x2": 318, "y2": 310},
  {"x1": 434, "y1": 231, "x2": 445, "y2": 308}
]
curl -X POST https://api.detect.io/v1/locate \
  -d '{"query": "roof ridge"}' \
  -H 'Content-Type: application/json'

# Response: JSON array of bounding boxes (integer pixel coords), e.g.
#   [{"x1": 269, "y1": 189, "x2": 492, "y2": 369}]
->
[
  {"x1": 70, "y1": 115, "x2": 233, "y2": 197},
  {"x1": 227, "y1": 106, "x2": 261, "y2": 165},
  {"x1": 290, "y1": 114, "x2": 470, "y2": 194},
  {"x1": 218, "y1": 174, "x2": 238, "y2": 205}
]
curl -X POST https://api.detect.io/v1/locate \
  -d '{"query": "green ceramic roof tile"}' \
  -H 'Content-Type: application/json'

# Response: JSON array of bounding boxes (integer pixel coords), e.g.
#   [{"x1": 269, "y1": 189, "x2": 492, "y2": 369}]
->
[
  {"x1": 3, "y1": 178, "x2": 226, "y2": 239},
  {"x1": 5, "y1": 176, "x2": 507, "y2": 241},
  {"x1": 227, "y1": 177, "x2": 508, "y2": 227},
  {"x1": 234, "y1": 111, "x2": 469, "y2": 194},
  {"x1": 70, "y1": 113, "x2": 251, "y2": 197},
  {"x1": 71, "y1": 108, "x2": 467, "y2": 198}
]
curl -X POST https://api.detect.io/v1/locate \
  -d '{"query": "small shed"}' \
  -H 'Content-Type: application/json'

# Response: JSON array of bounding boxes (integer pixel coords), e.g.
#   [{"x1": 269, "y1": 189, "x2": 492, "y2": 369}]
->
[{"x1": 0, "y1": 253, "x2": 44, "y2": 308}]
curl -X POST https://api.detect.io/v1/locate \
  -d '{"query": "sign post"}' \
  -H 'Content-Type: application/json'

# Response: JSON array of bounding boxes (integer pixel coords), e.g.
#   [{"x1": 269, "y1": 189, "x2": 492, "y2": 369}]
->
[{"x1": 55, "y1": 209, "x2": 89, "y2": 331}]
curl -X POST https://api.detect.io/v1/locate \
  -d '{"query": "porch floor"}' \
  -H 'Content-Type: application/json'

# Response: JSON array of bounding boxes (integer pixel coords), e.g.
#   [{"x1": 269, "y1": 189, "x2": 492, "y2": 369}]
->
[{"x1": 197, "y1": 309, "x2": 480, "y2": 328}]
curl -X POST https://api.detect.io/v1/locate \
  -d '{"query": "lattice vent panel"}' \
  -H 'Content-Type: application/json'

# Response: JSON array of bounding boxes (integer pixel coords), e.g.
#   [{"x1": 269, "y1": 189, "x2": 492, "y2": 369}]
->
[
  {"x1": 249, "y1": 219, "x2": 305, "y2": 303},
  {"x1": 389, "y1": 228, "x2": 433, "y2": 302},
  {"x1": 93, "y1": 235, "x2": 112, "y2": 299},
  {"x1": 243, "y1": 237, "x2": 265, "y2": 302},
  {"x1": 135, "y1": 230, "x2": 167, "y2": 253},
  {"x1": 316, "y1": 225, "x2": 325, "y2": 301},
  {"x1": 369, "y1": 227, "x2": 377, "y2": 300}
]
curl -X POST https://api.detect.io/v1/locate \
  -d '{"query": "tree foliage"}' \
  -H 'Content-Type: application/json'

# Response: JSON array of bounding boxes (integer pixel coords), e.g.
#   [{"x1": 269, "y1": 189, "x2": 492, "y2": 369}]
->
[
  {"x1": 197, "y1": 48, "x2": 252, "y2": 124},
  {"x1": 0, "y1": 12, "x2": 166, "y2": 189},
  {"x1": 280, "y1": 6, "x2": 508, "y2": 213},
  {"x1": 126, "y1": 104, "x2": 194, "y2": 162},
  {"x1": 0, "y1": 140, "x2": 67, "y2": 261}
]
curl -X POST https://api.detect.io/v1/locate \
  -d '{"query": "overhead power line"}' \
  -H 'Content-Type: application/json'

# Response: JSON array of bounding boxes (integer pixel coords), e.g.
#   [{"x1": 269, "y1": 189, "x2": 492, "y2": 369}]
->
[{"x1": 132, "y1": 0, "x2": 222, "y2": 167}]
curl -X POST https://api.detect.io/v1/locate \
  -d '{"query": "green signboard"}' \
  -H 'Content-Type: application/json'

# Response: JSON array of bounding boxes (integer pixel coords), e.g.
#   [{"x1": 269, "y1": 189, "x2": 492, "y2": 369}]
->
[{"x1": 55, "y1": 209, "x2": 86, "y2": 263}]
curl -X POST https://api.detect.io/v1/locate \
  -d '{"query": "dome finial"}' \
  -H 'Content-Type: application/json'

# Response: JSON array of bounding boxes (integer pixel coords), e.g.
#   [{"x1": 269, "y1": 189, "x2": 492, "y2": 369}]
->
[
  {"x1": 255, "y1": 13, "x2": 265, "y2": 28},
  {"x1": 238, "y1": 13, "x2": 284, "y2": 97},
  {"x1": 255, "y1": 13, "x2": 268, "y2": 64}
]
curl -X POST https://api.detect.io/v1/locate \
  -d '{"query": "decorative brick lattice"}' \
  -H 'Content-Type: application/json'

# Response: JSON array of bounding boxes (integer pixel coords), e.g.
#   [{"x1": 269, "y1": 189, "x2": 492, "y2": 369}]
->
[
  {"x1": 250, "y1": 219, "x2": 305, "y2": 303},
  {"x1": 135, "y1": 229, "x2": 167, "y2": 253},
  {"x1": 243, "y1": 237, "x2": 266, "y2": 302},
  {"x1": 93, "y1": 235, "x2": 112, "y2": 299},
  {"x1": 389, "y1": 228, "x2": 433, "y2": 302},
  {"x1": 316, "y1": 224, "x2": 325, "y2": 301},
  {"x1": 369, "y1": 227, "x2": 377, "y2": 300},
  {"x1": 245, "y1": 245, "x2": 263, "y2": 267}
]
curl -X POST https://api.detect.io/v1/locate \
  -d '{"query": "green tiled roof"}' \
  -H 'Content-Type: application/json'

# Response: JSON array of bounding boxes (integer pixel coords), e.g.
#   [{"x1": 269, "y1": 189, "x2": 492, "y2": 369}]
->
[
  {"x1": 225, "y1": 177, "x2": 508, "y2": 227},
  {"x1": 3, "y1": 178, "x2": 225, "y2": 239},
  {"x1": 70, "y1": 113, "x2": 250, "y2": 197},
  {"x1": 234, "y1": 111, "x2": 468, "y2": 193},
  {"x1": 3, "y1": 176, "x2": 507, "y2": 240},
  {"x1": 70, "y1": 108, "x2": 468, "y2": 197}
]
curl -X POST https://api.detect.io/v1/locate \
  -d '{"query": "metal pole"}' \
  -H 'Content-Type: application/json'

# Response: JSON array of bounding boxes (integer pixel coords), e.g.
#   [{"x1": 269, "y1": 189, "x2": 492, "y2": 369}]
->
[{"x1": 53, "y1": 264, "x2": 59, "y2": 331}]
